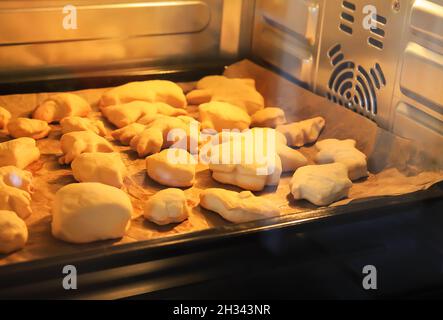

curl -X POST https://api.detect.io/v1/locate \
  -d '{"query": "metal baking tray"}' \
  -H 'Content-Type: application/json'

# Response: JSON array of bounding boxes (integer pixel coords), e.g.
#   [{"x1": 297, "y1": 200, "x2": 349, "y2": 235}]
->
[{"x1": 0, "y1": 61, "x2": 442, "y2": 299}]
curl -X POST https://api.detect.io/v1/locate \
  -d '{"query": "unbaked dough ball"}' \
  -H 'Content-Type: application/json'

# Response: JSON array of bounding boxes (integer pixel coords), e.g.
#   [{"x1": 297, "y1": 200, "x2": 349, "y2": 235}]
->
[
  {"x1": 251, "y1": 107, "x2": 287, "y2": 128},
  {"x1": 7, "y1": 117, "x2": 50, "y2": 139},
  {"x1": 71, "y1": 152, "x2": 127, "y2": 188},
  {"x1": 200, "y1": 188, "x2": 280, "y2": 223},
  {"x1": 33, "y1": 93, "x2": 91, "y2": 123},
  {"x1": 0, "y1": 137, "x2": 40, "y2": 169},
  {"x1": 51, "y1": 183, "x2": 133, "y2": 244},
  {"x1": 248, "y1": 128, "x2": 307, "y2": 173},
  {"x1": 0, "y1": 107, "x2": 11, "y2": 129},
  {"x1": 144, "y1": 189, "x2": 190, "y2": 225},
  {"x1": 276, "y1": 117, "x2": 325, "y2": 147},
  {"x1": 209, "y1": 141, "x2": 282, "y2": 191},
  {"x1": 290, "y1": 163, "x2": 352, "y2": 206},
  {"x1": 146, "y1": 149, "x2": 196, "y2": 187},
  {"x1": 102, "y1": 101, "x2": 187, "y2": 128},
  {"x1": 99, "y1": 80, "x2": 187, "y2": 109},
  {"x1": 199, "y1": 101, "x2": 251, "y2": 132},
  {"x1": 112, "y1": 123, "x2": 146, "y2": 146},
  {"x1": 0, "y1": 185, "x2": 32, "y2": 219},
  {"x1": 186, "y1": 75, "x2": 264, "y2": 115},
  {"x1": 315, "y1": 139, "x2": 368, "y2": 181},
  {"x1": 0, "y1": 166, "x2": 33, "y2": 193},
  {"x1": 59, "y1": 131, "x2": 114, "y2": 164},
  {"x1": 130, "y1": 116, "x2": 199, "y2": 157},
  {"x1": 60, "y1": 116, "x2": 107, "y2": 136},
  {"x1": 0, "y1": 210, "x2": 28, "y2": 254}
]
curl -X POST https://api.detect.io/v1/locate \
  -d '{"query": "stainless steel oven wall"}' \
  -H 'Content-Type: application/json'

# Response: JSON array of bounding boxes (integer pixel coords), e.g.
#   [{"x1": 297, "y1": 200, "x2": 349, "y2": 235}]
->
[
  {"x1": 252, "y1": 0, "x2": 443, "y2": 153},
  {"x1": 252, "y1": 0, "x2": 323, "y2": 88},
  {"x1": 0, "y1": 0, "x2": 249, "y2": 83},
  {"x1": 390, "y1": 0, "x2": 443, "y2": 156}
]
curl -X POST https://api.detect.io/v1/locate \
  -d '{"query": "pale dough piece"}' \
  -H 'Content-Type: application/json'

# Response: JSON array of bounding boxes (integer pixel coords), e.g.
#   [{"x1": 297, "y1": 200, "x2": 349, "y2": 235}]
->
[
  {"x1": 203, "y1": 128, "x2": 307, "y2": 173},
  {"x1": 186, "y1": 75, "x2": 265, "y2": 115},
  {"x1": 33, "y1": 93, "x2": 91, "y2": 123},
  {"x1": 199, "y1": 102, "x2": 251, "y2": 132},
  {"x1": 130, "y1": 116, "x2": 199, "y2": 157},
  {"x1": 112, "y1": 123, "x2": 146, "y2": 146},
  {"x1": 248, "y1": 128, "x2": 308, "y2": 172},
  {"x1": 0, "y1": 166, "x2": 33, "y2": 193},
  {"x1": 0, "y1": 185, "x2": 32, "y2": 219},
  {"x1": 71, "y1": 153, "x2": 127, "y2": 188},
  {"x1": 0, "y1": 107, "x2": 11, "y2": 129},
  {"x1": 315, "y1": 139, "x2": 368, "y2": 181},
  {"x1": 0, "y1": 137, "x2": 40, "y2": 169},
  {"x1": 277, "y1": 143, "x2": 308, "y2": 173},
  {"x1": 7, "y1": 118, "x2": 50, "y2": 139},
  {"x1": 51, "y1": 182, "x2": 133, "y2": 244},
  {"x1": 99, "y1": 80, "x2": 187, "y2": 109},
  {"x1": 146, "y1": 149, "x2": 196, "y2": 187},
  {"x1": 251, "y1": 107, "x2": 287, "y2": 128},
  {"x1": 144, "y1": 189, "x2": 190, "y2": 225},
  {"x1": 209, "y1": 141, "x2": 282, "y2": 191},
  {"x1": 200, "y1": 188, "x2": 280, "y2": 223},
  {"x1": 276, "y1": 117, "x2": 325, "y2": 147},
  {"x1": 0, "y1": 210, "x2": 28, "y2": 254},
  {"x1": 177, "y1": 115, "x2": 201, "y2": 127},
  {"x1": 60, "y1": 116, "x2": 107, "y2": 136},
  {"x1": 290, "y1": 163, "x2": 352, "y2": 206},
  {"x1": 59, "y1": 131, "x2": 114, "y2": 164},
  {"x1": 102, "y1": 101, "x2": 187, "y2": 128}
]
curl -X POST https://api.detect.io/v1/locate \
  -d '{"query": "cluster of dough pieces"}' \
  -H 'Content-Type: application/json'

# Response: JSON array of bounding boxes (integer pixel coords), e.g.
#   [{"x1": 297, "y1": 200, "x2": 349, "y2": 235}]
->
[{"x1": 0, "y1": 75, "x2": 369, "y2": 255}]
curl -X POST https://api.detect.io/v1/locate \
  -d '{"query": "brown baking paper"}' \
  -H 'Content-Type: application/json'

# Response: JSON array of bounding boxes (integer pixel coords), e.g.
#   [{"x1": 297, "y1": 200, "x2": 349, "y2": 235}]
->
[{"x1": 0, "y1": 59, "x2": 442, "y2": 267}]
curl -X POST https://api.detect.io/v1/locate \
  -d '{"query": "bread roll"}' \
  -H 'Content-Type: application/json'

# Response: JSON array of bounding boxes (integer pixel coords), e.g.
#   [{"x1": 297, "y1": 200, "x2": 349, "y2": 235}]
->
[
  {"x1": 0, "y1": 210, "x2": 28, "y2": 254},
  {"x1": 51, "y1": 183, "x2": 133, "y2": 244},
  {"x1": 144, "y1": 189, "x2": 190, "y2": 225}
]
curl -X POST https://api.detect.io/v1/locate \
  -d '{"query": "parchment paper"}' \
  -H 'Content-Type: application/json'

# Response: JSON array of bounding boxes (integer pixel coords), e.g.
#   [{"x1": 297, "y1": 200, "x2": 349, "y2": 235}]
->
[{"x1": 0, "y1": 60, "x2": 442, "y2": 267}]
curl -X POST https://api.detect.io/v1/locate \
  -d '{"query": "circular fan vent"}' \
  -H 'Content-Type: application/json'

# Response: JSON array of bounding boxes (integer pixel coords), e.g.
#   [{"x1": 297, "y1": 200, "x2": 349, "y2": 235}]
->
[{"x1": 326, "y1": 44, "x2": 386, "y2": 119}]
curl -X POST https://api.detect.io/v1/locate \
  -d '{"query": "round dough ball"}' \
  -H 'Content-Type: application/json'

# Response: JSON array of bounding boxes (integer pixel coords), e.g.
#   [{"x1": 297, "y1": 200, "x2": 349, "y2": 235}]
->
[
  {"x1": 146, "y1": 149, "x2": 196, "y2": 187},
  {"x1": 144, "y1": 189, "x2": 190, "y2": 225},
  {"x1": 51, "y1": 183, "x2": 133, "y2": 244},
  {"x1": 0, "y1": 210, "x2": 28, "y2": 254}
]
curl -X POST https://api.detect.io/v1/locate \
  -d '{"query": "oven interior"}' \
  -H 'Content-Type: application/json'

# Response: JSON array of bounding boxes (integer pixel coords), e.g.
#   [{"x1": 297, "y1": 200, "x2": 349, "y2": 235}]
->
[
  {"x1": 2, "y1": 0, "x2": 442, "y2": 152},
  {"x1": 0, "y1": 0, "x2": 442, "y2": 299}
]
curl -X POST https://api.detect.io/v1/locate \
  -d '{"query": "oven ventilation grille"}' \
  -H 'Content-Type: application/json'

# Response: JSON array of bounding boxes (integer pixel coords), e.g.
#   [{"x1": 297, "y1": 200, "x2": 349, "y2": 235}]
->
[
  {"x1": 326, "y1": 44, "x2": 386, "y2": 119},
  {"x1": 340, "y1": 1, "x2": 355, "y2": 35},
  {"x1": 368, "y1": 13, "x2": 387, "y2": 50}
]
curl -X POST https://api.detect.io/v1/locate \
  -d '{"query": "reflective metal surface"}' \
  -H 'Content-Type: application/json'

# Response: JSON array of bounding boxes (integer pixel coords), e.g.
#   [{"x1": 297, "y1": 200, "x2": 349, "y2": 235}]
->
[
  {"x1": 252, "y1": 0, "x2": 442, "y2": 150},
  {"x1": 0, "y1": 0, "x2": 223, "y2": 79},
  {"x1": 252, "y1": 0, "x2": 322, "y2": 87},
  {"x1": 315, "y1": 0, "x2": 406, "y2": 128},
  {"x1": 392, "y1": 0, "x2": 443, "y2": 156},
  {"x1": 0, "y1": 0, "x2": 441, "y2": 154}
]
